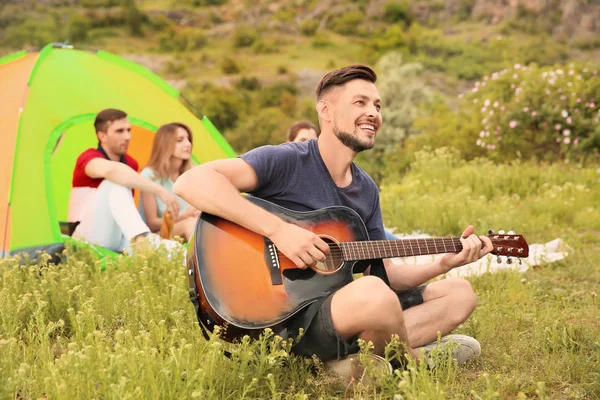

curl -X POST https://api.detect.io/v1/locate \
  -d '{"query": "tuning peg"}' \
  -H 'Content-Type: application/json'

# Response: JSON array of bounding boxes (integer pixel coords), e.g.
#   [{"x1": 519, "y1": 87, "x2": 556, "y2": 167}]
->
[
  {"x1": 496, "y1": 256, "x2": 502, "y2": 263},
  {"x1": 498, "y1": 230, "x2": 505, "y2": 235},
  {"x1": 508, "y1": 230, "x2": 515, "y2": 235},
  {"x1": 506, "y1": 257, "x2": 513, "y2": 264},
  {"x1": 518, "y1": 258, "x2": 522, "y2": 265},
  {"x1": 488, "y1": 229, "x2": 494, "y2": 234}
]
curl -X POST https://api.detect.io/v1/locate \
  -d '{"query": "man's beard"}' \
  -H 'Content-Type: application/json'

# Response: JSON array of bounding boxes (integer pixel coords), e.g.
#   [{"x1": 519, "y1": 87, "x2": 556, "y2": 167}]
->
[
  {"x1": 333, "y1": 122, "x2": 374, "y2": 153},
  {"x1": 111, "y1": 144, "x2": 127, "y2": 157}
]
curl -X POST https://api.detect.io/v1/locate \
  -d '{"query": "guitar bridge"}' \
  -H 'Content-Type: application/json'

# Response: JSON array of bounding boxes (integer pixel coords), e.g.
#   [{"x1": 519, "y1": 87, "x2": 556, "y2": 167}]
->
[{"x1": 264, "y1": 238, "x2": 283, "y2": 285}]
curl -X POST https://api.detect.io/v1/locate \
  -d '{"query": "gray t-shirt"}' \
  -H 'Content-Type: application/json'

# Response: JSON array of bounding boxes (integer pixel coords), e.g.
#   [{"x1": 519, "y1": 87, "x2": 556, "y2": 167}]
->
[{"x1": 240, "y1": 139, "x2": 386, "y2": 241}]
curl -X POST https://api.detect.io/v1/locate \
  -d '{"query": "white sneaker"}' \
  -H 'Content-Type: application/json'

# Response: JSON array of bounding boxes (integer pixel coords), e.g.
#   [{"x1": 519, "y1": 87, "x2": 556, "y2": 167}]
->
[
  {"x1": 324, "y1": 353, "x2": 393, "y2": 384},
  {"x1": 417, "y1": 334, "x2": 481, "y2": 366}
]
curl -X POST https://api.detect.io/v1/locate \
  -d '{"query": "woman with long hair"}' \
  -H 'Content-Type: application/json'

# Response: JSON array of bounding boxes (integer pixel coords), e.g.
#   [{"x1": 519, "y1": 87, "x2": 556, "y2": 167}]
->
[{"x1": 139, "y1": 122, "x2": 199, "y2": 241}]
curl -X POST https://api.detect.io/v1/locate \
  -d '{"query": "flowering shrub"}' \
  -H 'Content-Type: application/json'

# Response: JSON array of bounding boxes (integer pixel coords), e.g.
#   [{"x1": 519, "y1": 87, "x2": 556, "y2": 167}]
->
[{"x1": 463, "y1": 63, "x2": 600, "y2": 162}]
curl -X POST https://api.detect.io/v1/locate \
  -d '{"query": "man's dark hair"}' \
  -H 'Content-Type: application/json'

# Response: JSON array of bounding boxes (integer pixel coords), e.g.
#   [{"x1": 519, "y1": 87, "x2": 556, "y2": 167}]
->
[
  {"x1": 94, "y1": 108, "x2": 128, "y2": 134},
  {"x1": 315, "y1": 65, "x2": 377, "y2": 100},
  {"x1": 287, "y1": 120, "x2": 319, "y2": 142}
]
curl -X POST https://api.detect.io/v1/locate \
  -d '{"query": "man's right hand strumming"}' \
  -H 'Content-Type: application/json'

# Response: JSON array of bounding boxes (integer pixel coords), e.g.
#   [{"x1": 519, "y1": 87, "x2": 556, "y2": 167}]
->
[{"x1": 269, "y1": 222, "x2": 330, "y2": 269}]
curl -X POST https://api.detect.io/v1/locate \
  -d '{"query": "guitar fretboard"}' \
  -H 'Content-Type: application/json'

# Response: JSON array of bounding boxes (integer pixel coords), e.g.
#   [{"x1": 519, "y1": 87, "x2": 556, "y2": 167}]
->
[{"x1": 340, "y1": 238, "x2": 463, "y2": 261}]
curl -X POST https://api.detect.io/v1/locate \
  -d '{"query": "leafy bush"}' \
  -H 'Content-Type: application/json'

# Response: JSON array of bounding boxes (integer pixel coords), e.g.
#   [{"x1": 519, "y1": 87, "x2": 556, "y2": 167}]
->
[
  {"x1": 456, "y1": 0, "x2": 475, "y2": 21},
  {"x1": 157, "y1": 28, "x2": 207, "y2": 52},
  {"x1": 179, "y1": 0, "x2": 227, "y2": 5},
  {"x1": 182, "y1": 83, "x2": 249, "y2": 132},
  {"x1": 80, "y1": 0, "x2": 120, "y2": 6},
  {"x1": 2, "y1": 17, "x2": 58, "y2": 48},
  {"x1": 220, "y1": 56, "x2": 241, "y2": 74},
  {"x1": 232, "y1": 26, "x2": 257, "y2": 48},
  {"x1": 122, "y1": 0, "x2": 145, "y2": 37},
  {"x1": 227, "y1": 107, "x2": 293, "y2": 152},
  {"x1": 460, "y1": 63, "x2": 600, "y2": 162},
  {"x1": 68, "y1": 14, "x2": 91, "y2": 43},
  {"x1": 235, "y1": 76, "x2": 262, "y2": 91},
  {"x1": 330, "y1": 11, "x2": 363, "y2": 36},
  {"x1": 257, "y1": 81, "x2": 299, "y2": 108},
  {"x1": 299, "y1": 19, "x2": 319, "y2": 36},
  {"x1": 84, "y1": 8, "x2": 125, "y2": 28},
  {"x1": 383, "y1": 1, "x2": 413, "y2": 26},
  {"x1": 375, "y1": 52, "x2": 432, "y2": 151},
  {"x1": 370, "y1": 24, "x2": 406, "y2": 57}
]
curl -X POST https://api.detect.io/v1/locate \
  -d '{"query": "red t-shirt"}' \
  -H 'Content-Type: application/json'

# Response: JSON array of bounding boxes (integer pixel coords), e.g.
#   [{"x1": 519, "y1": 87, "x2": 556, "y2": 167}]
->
[
  {"x1": 68, "y1": 148, "x2": 139, "y2": 222},
  {"x1": 72, "y1": 148, "x2": 139, "y2": 188}
]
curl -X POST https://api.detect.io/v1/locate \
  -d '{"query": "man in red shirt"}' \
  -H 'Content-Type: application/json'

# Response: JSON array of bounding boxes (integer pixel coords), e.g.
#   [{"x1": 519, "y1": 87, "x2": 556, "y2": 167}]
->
[{"x1": 68, "y1": 108, "x2": 180, "y2": 252}]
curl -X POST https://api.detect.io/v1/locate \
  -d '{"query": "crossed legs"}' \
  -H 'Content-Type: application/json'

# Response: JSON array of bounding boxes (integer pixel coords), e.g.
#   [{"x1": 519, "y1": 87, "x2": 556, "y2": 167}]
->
[{"x1": 329, "y1": 276, "x2": 476, "y2": 359}]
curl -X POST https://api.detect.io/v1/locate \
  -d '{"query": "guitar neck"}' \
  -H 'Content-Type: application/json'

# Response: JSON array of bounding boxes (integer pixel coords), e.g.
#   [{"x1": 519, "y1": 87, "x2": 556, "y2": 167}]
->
[{"x1": 340, "y1": 238, "x2": 465, "y2": 261}]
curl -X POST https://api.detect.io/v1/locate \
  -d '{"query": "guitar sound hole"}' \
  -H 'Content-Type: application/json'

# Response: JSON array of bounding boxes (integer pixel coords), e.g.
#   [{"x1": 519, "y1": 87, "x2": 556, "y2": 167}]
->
[{"x1": 314, "y1": 237, "x2": 343, "y2": 274}]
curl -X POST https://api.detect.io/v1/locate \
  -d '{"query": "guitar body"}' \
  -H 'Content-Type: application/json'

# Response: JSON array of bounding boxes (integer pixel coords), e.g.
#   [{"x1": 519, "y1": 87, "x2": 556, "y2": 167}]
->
[{"x1": 187, "y1": 196, "x2": 369, "y2": 341}]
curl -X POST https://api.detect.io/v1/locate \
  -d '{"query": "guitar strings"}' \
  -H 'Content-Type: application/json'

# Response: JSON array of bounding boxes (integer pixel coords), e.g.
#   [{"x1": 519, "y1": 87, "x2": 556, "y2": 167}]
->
[
  {"x1": 273, "y1": 238, "x2": 467, "y2": 259},
  {"x1": 270, "y1": 236, "x2": 524, "y2": 260}
]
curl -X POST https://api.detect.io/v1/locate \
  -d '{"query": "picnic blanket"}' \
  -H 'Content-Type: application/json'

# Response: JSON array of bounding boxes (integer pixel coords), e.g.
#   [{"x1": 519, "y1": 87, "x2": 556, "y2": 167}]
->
[{"x1": 387, "y1": 232, "x2": 568, "y2": 278}]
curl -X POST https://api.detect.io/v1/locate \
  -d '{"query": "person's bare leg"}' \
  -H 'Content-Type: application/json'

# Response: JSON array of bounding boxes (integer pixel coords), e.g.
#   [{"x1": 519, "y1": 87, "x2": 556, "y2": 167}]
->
[
  {"x1": 402, "y1": 278, "x2": 477, "y2": 348},
  {"x1": 172, "y1": 216, "x2": 197, "y2": 241},
  {"x1": 330, "y1": 276, "x2": 421, "y2": 359}
]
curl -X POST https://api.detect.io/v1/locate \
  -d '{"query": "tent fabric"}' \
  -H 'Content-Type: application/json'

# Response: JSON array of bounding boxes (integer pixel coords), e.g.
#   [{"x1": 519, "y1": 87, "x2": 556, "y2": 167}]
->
[{"x1": 0, "y1": 44, "x2": 235, "y2": 257}]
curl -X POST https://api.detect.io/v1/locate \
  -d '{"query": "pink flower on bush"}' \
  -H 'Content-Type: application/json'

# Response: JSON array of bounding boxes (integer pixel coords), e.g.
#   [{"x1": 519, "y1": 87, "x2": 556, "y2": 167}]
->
[
  {"x1": 564, "y1": 137, "x2": 571, "y2": 144},
  {"x1": 561, "y1": 110, "x2": 568, "y2": 118},
  {"x1": 509, "y1": 120, "x2": 518, "y2": 128},
  {"x1": 567, "y1": 117, "x2": 572, "y2": 124},
  {"x1": 531, "y1": 111, "x2": 537, "y2": 117},
  {"x1": 555, "y1": 124, "x2": 562, "y2": 130},
  {"x1": 563, "y1": 129, "x2": 571, "y2": 136}
]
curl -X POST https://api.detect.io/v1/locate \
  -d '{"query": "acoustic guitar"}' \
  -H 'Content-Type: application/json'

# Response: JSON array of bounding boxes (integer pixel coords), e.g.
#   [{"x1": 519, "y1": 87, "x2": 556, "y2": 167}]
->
[{"x1": 186, "y1": 196, "x2": 529, "y2": 342}]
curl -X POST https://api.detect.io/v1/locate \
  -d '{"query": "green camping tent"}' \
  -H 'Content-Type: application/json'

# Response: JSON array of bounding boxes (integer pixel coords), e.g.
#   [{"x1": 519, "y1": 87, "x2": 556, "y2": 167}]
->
[{"x1": 0, "y1": 43, "x2": 235, "y2": 259}]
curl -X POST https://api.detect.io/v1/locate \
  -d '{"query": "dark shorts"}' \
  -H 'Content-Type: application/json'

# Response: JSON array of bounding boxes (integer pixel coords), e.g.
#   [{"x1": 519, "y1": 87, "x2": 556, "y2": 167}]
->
[{"x1": 290, "y1": 284, "x2": 427, "y2": 361}]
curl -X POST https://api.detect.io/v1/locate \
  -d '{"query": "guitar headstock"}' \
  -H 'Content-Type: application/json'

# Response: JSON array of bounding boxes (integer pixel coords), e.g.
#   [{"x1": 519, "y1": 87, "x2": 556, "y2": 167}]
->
[{"x1": 488, "y1": 230, "x2": 529, "y2": 260}]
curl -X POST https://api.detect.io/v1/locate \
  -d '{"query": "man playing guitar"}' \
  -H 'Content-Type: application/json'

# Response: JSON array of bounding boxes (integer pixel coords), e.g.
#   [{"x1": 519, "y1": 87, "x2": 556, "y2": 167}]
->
[{"x1": 174, "y1": 65, "x2": 493, "y2": 374}]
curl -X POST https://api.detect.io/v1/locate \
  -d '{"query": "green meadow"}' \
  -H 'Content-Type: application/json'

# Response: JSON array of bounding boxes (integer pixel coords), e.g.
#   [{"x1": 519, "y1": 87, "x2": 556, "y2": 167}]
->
[{"x1": 2, "y1": 153, "x2": 598, "y2": 399}]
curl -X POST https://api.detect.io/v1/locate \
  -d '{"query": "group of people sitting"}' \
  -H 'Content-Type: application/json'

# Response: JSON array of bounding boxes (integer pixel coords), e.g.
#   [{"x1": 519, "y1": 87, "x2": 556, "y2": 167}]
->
[
  {"x1": 65, "y1": 108, "x2": 320, "y2": 254},
  {"x1": 67, "y1": 108, "x2": 201, "y2": 254},
  {"x1": 68, "y1": 64, "x2": 492, "y2": 382}
]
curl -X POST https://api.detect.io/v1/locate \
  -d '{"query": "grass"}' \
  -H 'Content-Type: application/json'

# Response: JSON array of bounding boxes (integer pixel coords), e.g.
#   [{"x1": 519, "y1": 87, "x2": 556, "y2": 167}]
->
[{"x1": 2, "y1": 154, "x2": 599, "y2": 399}]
